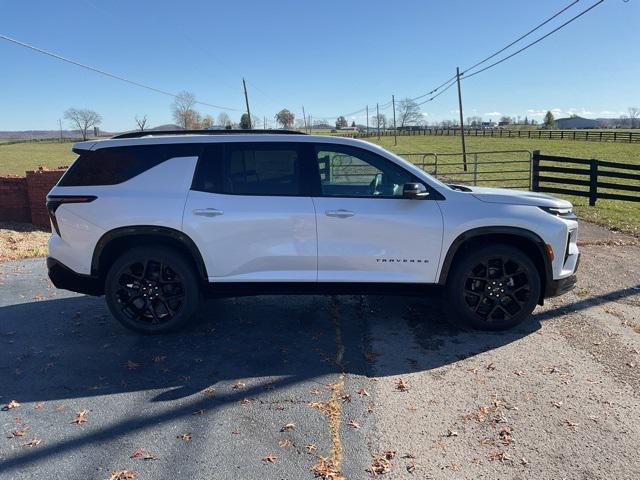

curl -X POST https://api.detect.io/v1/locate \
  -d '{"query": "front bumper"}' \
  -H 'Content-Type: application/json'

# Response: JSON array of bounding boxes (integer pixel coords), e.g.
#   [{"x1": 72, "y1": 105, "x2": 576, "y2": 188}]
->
[
  {"x1": 47, "y1": 257, "x2": 104, "y2": 296},
  {"x1": 544, "y1": 253, "x2": 580, "y2": 298}
]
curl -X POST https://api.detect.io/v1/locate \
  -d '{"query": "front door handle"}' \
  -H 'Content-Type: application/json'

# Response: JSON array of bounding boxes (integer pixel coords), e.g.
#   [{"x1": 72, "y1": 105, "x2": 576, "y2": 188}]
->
[
  {"x1": 325, "y1": 209, "x2": 355, "y2": 218},
  {"x1": 193, "y1": 208, "x2": 224, "y2": 217}
]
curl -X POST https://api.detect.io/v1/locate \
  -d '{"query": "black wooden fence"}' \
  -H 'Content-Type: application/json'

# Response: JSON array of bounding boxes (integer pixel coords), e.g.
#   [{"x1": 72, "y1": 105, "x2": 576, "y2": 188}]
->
[
  {"x1": 346, "y1": 128, "x2": 640, "y2": 143},
  {"x1": 531, "y1": 150, "x2": 640, "y2": 206}
]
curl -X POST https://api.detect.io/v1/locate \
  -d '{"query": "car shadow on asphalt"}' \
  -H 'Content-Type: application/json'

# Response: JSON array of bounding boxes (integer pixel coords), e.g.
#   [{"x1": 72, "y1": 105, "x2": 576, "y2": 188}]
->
[
  {"x1": 0, "y1": 291, "x2": 551, "y2": 406},
  {"x1": 4, "y1": 287, "x2": 636, "y2": 473}
]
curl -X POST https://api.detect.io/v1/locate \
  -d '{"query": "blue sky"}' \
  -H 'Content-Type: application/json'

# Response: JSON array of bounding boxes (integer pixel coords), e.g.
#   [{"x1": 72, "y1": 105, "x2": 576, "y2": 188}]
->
[{"x1": 1, "y1": 0, "x2": 638, "y2": 131}]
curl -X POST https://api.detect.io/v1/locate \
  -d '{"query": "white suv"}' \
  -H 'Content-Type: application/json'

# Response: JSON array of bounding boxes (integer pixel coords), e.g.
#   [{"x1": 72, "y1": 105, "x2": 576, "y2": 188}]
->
[{"x1": 46, "y1": 131, "x2": 580, "y2": 333}]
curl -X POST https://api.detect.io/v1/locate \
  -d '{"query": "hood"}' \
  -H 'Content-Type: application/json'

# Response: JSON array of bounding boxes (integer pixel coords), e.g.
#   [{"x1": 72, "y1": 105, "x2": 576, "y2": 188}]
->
[{"x1": 464, "y1": 186, "x2": 573, "y2": 208}]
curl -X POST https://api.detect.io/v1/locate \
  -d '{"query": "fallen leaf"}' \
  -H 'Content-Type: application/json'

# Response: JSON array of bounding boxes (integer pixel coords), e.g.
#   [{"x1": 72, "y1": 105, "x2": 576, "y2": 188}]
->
[
  {"x1": 201, "y1": 386, "x2": 215, "y2": 396},
  {"x1": 192, "y1": 409, "x2": 205, "y2": 416},
  {"x1": 262, "y1": 453, "x2": 277, "y2": 463},
  {"x1": 357, "y1": 388, "x2": 370, "y2": 397},
  {"x1": 446, "y1": 429, "x2": 458, "y2": 437},
  {"x1": 152, "y1": 355, "x2": 166, "y2": 363},
  {"x1": 9, "y1": 427, "x2": 29, "y2": 438},
  {"x1": 499, "y1": 426, "x2": 513, "y2": 446},
  {"x1": 21, "y1": 437, "x2": 41, "y2": 447},
  {"x1": 305, "y1": 443, "x2": 317, "y2": 453},
  {"x1": 311, "y1": 456, "x2": 340, "y2": 479},
  {"x1": 34, "y1": 402, "x2": 45, "y2": 410},
  {"x1": 552, "y1": 401, "x2": 563, "y2": 409},
  {"x1": 348, "y1": 420, "x2": 360, "y2": 429},
  {"x1": 280, "y1": 423, "x2": 295, "y2": 432},
  {"x1": 109, "y1": 470, "x2": 138, "y2": 480},
  {"x1": 447, "y1": 463, "x2": 461, "y2": 471},
  {"x1": 383, "y1": 450, "x2": 396, "y2": 460},
  {"x1": 488, "y1": 450, "x2": 506, "y2": 462},
  {"x1": 240, "y1": 397, "x2": 254, "y2": 405},
  {"x1": 563, "y1": 419, "x2": 579, "y2": 430},
  {"x1": 367, "y1": 453, "x2": 391, "y2": 475},
  {"x1": 130, "y1": 448, "x2": 157, "y2": 460},
  {"x1": 406, "y1": 461, "x2": 416, "y2": 473},
  {"x1": 233, "y1": 381, "x2": 247, "y2": 390},
  {"x1": 124, "y1": 360, "x2": 140, "y2": 370},
  {"x1": 177, "y1": 432, "x2": 192, "y2": 442},
  {"x1": 2, "y1": 400, "x2": 20, "y2": 411},
  {"x1": 71, "y1": 409, "x2": 90, "y2": 425},
  {"x1": 278, "y1": 438, "x2": 292, "y2": 448},
  {"x1": 395, "y1": 379, "x2": 410, "y2": 392},
  {"x1": 486, "y1": 362, "x2": 496, "y2": 371}
]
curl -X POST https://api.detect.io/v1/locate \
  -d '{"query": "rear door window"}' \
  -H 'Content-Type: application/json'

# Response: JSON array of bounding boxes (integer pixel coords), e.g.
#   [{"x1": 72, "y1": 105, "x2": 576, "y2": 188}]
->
[{"x1": 192, "y1": 142, "x2": 304, "y2": 196}]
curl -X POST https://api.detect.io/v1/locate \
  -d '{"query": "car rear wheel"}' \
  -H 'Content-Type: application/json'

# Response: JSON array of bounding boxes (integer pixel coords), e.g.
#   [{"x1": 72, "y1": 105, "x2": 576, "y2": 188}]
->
[
  {"x1": 446, "y1": 244, "x2": 541, "y2": 330},
  {"x1": 105, "y1": 246, "x2": 200, "y2": 334}
]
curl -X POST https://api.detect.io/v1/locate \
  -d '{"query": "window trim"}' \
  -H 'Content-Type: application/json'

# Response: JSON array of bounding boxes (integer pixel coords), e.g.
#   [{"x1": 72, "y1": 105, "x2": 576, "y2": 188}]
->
[
  {"x1": 310, "y1": 143, "x2": 441, "y2": 200},
  {"x1": 191, "y1": 142, "x2": 315, "y2": 197}
]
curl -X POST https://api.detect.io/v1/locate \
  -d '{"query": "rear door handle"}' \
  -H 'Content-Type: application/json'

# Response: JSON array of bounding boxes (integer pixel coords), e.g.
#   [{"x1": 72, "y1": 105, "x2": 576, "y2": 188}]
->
[
  {"x1": 325, "y1": 209, "x2": 355, "y2": 218},
  {"x1": 193, "y1": 208, "x2": 224, "y2": 217}
]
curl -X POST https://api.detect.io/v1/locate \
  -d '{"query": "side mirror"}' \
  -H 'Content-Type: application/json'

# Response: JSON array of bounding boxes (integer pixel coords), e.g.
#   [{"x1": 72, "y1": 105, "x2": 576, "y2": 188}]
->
[{"x1": 403, "y1": 182, "x2": 429, "y2": 199}]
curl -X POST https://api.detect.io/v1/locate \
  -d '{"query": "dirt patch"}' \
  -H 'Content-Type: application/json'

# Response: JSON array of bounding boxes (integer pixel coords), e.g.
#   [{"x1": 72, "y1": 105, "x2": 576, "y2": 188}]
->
[{"x1": 0, "y1": 222, "x2": 49, "y2": 261}]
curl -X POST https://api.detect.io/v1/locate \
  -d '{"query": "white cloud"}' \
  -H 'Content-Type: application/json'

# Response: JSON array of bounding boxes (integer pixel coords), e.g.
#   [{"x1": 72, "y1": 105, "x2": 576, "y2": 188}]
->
[{"x1": 484, "y1": 111, "x2": 501, "y2": 116}]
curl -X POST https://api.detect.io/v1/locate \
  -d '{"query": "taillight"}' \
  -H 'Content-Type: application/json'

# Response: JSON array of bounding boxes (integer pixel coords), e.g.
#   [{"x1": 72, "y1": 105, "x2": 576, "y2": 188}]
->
[{"x1": 45, "y1": 195, "x2": 97, "y2": 236}]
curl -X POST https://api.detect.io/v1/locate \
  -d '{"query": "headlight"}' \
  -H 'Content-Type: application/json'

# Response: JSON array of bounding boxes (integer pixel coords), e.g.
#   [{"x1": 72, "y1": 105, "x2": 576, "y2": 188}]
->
[{"x1": 539, "y1": 206, "x2": 576, "y2": 219}]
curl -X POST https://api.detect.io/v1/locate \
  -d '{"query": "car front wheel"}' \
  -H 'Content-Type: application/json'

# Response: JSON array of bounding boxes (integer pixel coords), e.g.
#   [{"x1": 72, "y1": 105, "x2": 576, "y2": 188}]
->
[
  {"x1": 446, "y1": 244, "x2": 541, "y2": 330},
  {"x1": 105, "y1": 246, "x2": 200, "y2": 334}
]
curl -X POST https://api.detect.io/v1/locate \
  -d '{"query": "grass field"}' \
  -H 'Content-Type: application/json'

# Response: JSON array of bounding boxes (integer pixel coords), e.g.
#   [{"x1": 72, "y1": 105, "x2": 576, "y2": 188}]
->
[
  {"x1": 0, "y1": 135, "x2": 638, "y2": 234},
  {"x1": 0, "y1": 140, "x2": 76, "y2": 175}
]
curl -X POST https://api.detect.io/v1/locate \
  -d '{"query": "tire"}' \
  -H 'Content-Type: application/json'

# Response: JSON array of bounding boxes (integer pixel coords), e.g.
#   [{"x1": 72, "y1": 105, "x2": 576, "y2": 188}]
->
[
  {"x1": 445, "y1": 244, "x2": 541, "y2": 331},
  {"x1": 104, "y1": 246, "x2": 200, "y2": 334}
]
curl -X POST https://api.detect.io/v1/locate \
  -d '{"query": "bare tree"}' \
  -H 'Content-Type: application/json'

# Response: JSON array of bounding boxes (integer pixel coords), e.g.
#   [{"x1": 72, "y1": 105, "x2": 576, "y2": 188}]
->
[
  {"x1": 200, "y1": 115, "x2": 214, "y2": 129},
  {"x1": 275, "y1": 109, "x2": 295, "y2": 129},
  {"x1": 64, "y1": 108, "x2": 102, "y2": 140},
  {"x1": 371, "y1": 113, "x2": 387, "y2": 130},
  {"x1": 397, "y1": 98, "x2": 422, "y2": 127},
  {"x1": 172, "y1": 91, "x2": 200, "y2": 129},
  {"x1": 135, "y1": 114, "x2": 148, "y2": 131},
  {"x1": 217, "y1": 112, "x2": 231, "y2": 128},
  {"x1": 628, "y1": 107, "x2": 640, "y2": 129}
]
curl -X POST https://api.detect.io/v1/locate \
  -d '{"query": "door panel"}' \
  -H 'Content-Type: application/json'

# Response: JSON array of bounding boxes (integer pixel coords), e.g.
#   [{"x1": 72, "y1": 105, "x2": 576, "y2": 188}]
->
[
  {"x1": 183, "y1": 141, "x2": 317, "y2": 282},
  {"x1": 312, "y1": 143, "x2": 444, "y2": 283},
  {"x1": 183, "y1": 190, "x2": 317, "y2": 281},
  {"x1": 313, "y1": 196, "x2": 443, "y2": 282}
]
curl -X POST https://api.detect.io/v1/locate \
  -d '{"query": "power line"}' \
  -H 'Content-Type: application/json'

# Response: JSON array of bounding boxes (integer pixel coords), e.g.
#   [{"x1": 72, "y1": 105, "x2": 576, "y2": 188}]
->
[
  {"x1": 336, "y1": 0, "x2": 600, "y2": 118},
  {"x1": 463, "y1": 0, "x2": 604, "y2": 80},
  {"x1": 462, "y1": 0, "x2": 581, "y2": 76},
  {"x1": 0, "y1": 33, "x2": 239, "y2": 111}
]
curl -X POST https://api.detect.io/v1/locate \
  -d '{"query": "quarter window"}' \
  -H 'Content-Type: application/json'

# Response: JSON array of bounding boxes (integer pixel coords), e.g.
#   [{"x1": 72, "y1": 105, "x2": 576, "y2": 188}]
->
[{"x1": 59, "y1": 144, "x2": 201, "y2": 186}]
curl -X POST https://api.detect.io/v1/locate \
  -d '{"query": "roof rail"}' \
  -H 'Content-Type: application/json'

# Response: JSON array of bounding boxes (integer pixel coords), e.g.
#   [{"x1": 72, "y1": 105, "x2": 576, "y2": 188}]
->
[{"x1": 111, "y1": 129, "x2": 306, "y2": 139}]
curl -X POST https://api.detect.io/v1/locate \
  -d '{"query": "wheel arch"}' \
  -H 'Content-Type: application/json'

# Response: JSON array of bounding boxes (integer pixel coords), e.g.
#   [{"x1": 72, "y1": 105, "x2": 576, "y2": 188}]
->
[
  {"x1": 437, "y1": 226, "x2": 552, "y2": 303},
  {"x1": 91, "y1": 226, "x2": 208, "y2": 284}
]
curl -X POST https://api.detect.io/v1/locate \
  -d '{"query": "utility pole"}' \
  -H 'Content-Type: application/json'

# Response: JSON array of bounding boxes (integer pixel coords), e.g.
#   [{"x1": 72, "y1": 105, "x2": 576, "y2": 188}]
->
[
  {"x1": 376, "y1": 103, "x2": 380, "y2": 139},
  {"x1": 309, "y1": 115, "x2": 312, "y2": 134},
  {"x1": 456, "y1": 67, "x2": 467, "y2": 171},
  {"x1": 392, "y1": 95, "x2": 397, "y2": 146},
  {"x1": 242, "y1": 78, "x2": 252, "y2": 129},
  {"x1": 263, "y1": 116, "x2": 266, "y2": 130},
  {"x1": 58, "y1": 118, "x2": 63, "y2": 142},
  {"x1": 302, "y1": 105, "x2": 308, "y2": 133},
  {"x1": 366, "y1": 105, "x2": 369, "y2": 137}
]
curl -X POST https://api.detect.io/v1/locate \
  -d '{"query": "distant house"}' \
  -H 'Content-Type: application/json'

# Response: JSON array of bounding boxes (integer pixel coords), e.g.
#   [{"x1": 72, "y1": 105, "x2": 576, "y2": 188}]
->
[
  {"x1": 554, "y1": 116, "x2": 600, "y2": 129},
  {"x1": 498, "y1": 121, "x2": 510, "y2": 127},
  {"x1": 481, "y1": 121, "x2": 497, "y2": 129}
]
